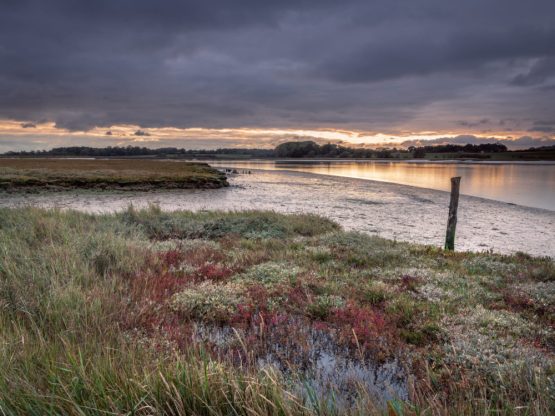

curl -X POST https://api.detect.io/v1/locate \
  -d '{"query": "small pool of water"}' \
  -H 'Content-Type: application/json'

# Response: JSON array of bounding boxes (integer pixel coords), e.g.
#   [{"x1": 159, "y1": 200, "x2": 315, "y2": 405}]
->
[{"x1": 193, "y1": 321, "x2": 408, "y2": 410}]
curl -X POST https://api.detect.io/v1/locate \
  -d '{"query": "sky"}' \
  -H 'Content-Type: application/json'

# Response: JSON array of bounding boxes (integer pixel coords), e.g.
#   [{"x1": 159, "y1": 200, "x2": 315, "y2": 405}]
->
[{"x1": 1, "y1": 0, "x2": 555, "y2": 151}]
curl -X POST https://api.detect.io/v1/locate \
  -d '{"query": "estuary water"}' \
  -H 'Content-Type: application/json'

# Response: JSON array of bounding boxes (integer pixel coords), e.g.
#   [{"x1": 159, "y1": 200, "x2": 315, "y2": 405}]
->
[
  {"x1": 1, "y1": 162, "x2": 553, "y2": 257},
  {"x1": 208, "y1": 160, "x2": 555, "y2": 211}
]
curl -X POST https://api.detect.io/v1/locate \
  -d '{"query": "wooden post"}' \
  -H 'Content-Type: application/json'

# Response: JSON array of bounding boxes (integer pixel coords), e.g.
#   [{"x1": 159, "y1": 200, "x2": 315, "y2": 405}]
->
[{"x1": 445, "y1": 176, "x2": 461, "y2": 251}]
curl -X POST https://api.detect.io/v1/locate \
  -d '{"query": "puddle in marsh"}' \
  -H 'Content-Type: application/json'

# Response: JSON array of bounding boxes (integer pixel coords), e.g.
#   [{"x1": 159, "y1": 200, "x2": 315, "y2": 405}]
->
[{"x1": 192, "y1": 320, "x2": 408, "y2": 409}]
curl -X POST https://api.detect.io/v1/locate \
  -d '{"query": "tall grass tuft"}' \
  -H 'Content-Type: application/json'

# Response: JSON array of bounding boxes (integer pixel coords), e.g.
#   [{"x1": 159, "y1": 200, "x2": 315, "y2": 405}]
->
[
  {"x1": 1, "y1": 206, "x2": 553, "y2": 415},
  {"x1": 0, "y1": 207, "x2": 322, "y2": 415}
]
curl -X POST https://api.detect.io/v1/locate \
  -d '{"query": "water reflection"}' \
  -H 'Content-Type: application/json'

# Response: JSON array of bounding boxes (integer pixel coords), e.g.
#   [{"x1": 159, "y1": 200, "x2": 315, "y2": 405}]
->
[
  {"x1": 193, "y1": 320, "x2": 408, "y2": 409},
  {"x1": 209, "y1": 160, "x2": 555, "y2": 210}
]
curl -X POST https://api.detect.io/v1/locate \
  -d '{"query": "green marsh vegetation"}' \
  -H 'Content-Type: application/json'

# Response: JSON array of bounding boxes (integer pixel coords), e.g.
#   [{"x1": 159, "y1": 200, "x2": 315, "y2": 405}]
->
[
  {"x1": 0, "y1": 206, "x2": 553, "y2": 415},
  {"x1": 0, "y1": 158, "x2": 228, "y2": 191}
]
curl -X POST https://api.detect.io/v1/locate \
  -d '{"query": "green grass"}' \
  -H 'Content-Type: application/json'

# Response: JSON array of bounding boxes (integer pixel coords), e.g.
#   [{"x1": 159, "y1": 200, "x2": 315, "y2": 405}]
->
[
  {"x1": 0, "y1": 207, "x2": 553, "y2": 415},
  {"x1": 0, "y1": 158, "x2": 228, "y2": 190}
]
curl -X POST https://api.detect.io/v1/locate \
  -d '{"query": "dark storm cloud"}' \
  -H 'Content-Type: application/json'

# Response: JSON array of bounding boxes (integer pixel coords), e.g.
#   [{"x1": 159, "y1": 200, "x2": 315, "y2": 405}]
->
[
  {"x1": 0, "y1": 0, "x2": 554, "y2": 134},
  {"x1": 134, "y1": 130, "x2": 150, "y2": 136},
  {"x1": 528, "y1": 126, "x2": 555, "y2": 133},
  {"x1": 534, "y1": 120, "x2": 555, "y2": 126},
  {"x1": 458, "y1": 119, "x2": 490, "y2": 128},
  {"x1": 318, "y1": 26, "x2": 555, "y2": 83},
  {"x1": 511, "y1": 57, "x2": 555, "y2": 86},
  {"x1": 20, "y1": 122, "x2": 36, "y2": 128}
]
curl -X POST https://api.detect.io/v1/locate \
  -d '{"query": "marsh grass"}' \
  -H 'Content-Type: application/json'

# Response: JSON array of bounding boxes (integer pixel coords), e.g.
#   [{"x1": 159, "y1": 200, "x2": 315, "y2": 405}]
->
[
  {"x1": 0, "y1": 206, "x2": 553, "y2": 415},
  {"x1": 0, "y1": 158, "x2": 228, "y2": 190}
]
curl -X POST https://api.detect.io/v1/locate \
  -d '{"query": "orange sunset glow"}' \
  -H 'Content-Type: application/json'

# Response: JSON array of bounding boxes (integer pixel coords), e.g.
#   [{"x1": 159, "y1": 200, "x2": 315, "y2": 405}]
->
[{"x1": 0, "y1": 119, "x2": 548, "y2": 151}]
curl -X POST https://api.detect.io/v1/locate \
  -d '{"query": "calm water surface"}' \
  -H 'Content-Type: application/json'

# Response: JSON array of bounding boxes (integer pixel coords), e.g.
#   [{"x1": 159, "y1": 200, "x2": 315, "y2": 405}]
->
[{"x1": 208, "y1": 160, "x2": 555, "y2": 211}]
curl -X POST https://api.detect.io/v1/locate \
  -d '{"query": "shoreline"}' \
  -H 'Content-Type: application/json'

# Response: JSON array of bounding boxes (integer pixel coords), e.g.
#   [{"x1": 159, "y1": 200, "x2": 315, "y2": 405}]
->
[
  {"x1": 209, "y1": 157, "x2": 555, "y2": 165},
  {"x1": 3, "y1": 155, "x2": 555, "y2": 163},
  {"x1": 0, "y1": 158, "x2": 229, "y2": 191},
  {"x1": 1, "y1": 169, "x2": 553, "y2": 258},
  {"x1": 221, "y1": 166, "x2": 555, "y2": 214},
  {"x1": 207, "y1": 160, "x2": 555, "y2": 211}
]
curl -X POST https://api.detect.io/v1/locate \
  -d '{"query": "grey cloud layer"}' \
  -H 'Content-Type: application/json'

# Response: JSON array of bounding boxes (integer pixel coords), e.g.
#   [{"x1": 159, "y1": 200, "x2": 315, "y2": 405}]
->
[{"x1": 1, "y1": 0, "x2": 555, "y2": 135}]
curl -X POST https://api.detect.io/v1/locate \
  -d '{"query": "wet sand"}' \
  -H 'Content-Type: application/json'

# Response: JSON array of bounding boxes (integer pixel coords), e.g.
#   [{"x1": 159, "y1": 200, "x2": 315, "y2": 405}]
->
[{"x1": 1, "y1": 169, "x2": 553, "y2": 257}]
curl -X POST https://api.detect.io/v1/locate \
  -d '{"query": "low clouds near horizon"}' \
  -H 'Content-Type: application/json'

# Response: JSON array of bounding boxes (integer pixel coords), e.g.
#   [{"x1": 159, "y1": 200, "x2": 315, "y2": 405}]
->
[
  {"x1": 0, "y1": 0, "x2": 554, "y2": 149},
  {"x1": 1, "y1": 132, "x2": 553, "y2": 154}
]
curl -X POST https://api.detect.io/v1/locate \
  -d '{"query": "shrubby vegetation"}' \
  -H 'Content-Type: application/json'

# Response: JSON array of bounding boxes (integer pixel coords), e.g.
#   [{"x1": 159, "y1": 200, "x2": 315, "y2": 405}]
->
[
  {"x1": 0, "y1": 207, "x2": 553, "y2": 414},
  {"x1": 1, "y1": 145, "x2": 275, "y2": 158},
  {"x1": 408, "y1": 143, "x2": 507, "y2": 158},
  {"x1": 4, "y1": 141, "x2": 554, "y2": 160},
  {"x1": 274, "y1": 141, "x2": 391, "y2": 158},
  {"x1": 275, "y1": 141, "x2": 517, "y2": 158}
]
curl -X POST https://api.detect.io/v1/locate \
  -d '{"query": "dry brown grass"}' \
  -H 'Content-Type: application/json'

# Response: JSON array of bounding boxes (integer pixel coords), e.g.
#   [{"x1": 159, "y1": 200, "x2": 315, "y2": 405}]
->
[{"x1": 0, "y1": 158, "x2": 228, "y2": 190}]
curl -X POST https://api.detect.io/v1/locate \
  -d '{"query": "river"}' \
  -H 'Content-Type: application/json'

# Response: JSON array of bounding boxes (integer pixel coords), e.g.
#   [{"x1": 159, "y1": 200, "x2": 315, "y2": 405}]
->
[{"x1": 208, "y1": 160, "x2": 555, "y2": 211}]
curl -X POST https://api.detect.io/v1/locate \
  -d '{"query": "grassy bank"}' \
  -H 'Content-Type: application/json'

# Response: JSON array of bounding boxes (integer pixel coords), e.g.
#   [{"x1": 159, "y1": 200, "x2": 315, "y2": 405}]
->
[
  {"x1": 0, "y1": 207, "x2": 553, "y2": 415},
  {"x1": 0, "y1": 159, "x2": 228, "y2": 191}
]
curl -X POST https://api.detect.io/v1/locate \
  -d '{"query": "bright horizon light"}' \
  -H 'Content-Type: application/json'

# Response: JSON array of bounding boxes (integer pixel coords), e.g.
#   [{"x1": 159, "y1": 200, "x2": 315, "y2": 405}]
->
[{"x1": 0, "y1": 119, "x2": 546, "y2": 152}]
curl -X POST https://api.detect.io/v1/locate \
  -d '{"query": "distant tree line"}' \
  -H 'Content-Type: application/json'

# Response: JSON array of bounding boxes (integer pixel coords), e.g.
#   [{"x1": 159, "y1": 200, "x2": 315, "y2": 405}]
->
[
  {"x1": 2, "y1": 141, "x2": 553, "y2": 159},
  {"x1": 514, "y1": 144, "x2": 555, "y2": 152},
  {"x1": 274, "y1": 141, "x2": 509, "y2": 158},
  {"x1": 1, "y1": 146, "x2": 274, "y2": 158},
  {"x1": 274, "y1": 141, "x2": 392, "y2": 158},
  {"x1": 407, "y1": 143, "x2": 507, "y2": 158}
]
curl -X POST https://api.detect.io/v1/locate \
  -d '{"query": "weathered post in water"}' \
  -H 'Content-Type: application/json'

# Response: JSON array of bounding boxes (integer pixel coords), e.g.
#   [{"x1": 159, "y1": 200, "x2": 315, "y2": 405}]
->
[{"x1": 445, "y1": 176, "x2": 461, "y2": 251}]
